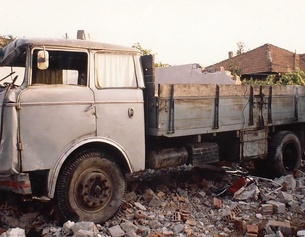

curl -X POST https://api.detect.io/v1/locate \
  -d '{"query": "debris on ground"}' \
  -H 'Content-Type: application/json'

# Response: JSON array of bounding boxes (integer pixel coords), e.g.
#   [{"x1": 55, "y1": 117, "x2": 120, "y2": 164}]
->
[{"x1": 0, "y1": 163, "x2": 305, "y2": 237}]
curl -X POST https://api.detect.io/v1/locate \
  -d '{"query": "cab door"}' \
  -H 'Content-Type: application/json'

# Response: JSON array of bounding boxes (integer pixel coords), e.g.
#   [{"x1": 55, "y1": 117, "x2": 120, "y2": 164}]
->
[
  {"x1": 18, "y1": 49, "x2": 96, "y2": 171},
  {"x1": 93, "y1": 53, "x2": 145, "y2": 172}
]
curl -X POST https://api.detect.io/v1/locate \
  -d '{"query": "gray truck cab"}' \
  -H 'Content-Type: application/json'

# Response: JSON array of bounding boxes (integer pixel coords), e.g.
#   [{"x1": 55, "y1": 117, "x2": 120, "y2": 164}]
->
[{"x1": 0, "y1": 38, "x2": 145, "y2": 223}]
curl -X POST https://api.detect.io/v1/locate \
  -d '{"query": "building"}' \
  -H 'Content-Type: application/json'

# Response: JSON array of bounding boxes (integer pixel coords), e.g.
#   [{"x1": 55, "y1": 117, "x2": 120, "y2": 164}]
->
[{"x1": 205, "y1": 44, "x2": 305, "y2": 80}]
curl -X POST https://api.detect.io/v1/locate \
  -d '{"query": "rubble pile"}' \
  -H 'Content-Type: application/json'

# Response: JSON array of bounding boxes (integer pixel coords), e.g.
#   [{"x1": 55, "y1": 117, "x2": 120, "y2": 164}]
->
[{"x1": 1, "y1": 165, "x2": 305, "y2": 237}]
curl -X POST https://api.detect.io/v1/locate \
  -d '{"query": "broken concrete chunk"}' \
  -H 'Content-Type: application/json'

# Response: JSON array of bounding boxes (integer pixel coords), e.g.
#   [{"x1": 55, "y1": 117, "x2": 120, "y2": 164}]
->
[
  {"x1": 266, "y1": 200, "x2": 285, "y2": 214},
  {"x1": 125, "y1": 229, "x2": 141, "y2": 237},
  {"x1": 162, "y1": 227, "x2": 173, "y2": 236},
  {"x1": 142, "y1": 189, "x2": 158, "y2": 203},
  {"x1": 134, "y1": 202, "x2": 147, "y2": 211},
  {"x1": 120, "y1": 221, "x2": 140, "y2": 234},
  {"x1": 276, "y1": 230, "x2": 285, "y2": 237},
  {"x1": 62, "y1": 220, "x2": 75, "y2": 235},
  {"x1": 20, "y1": 212, "x2": 40, "y2": 223},
  {"x1": 148, "y1": 220, "x2": 162, "y2": 229},
  {"x1": 275, "y1": 175, "x2": 296, "y2": 192},
  {"x1": 278, "y1": 191, "x2": 294, "y2": 203},
  {"x1": 264, "y1": 224, "x2": 275, "y2": 235},
  {"x1": 148, "y1": 196, "x2": 162, "y2": 208},
  {"x1": 288, "y1": 200, "x2": 299, "y2": 211},
  {"x1": 185, "y1": 219, "x2": 197, "y2": 226},
  {"x1": 108, "y1": 225, "x2": 125, "y2": 237},
  {"x1": 173, "y1": 223, "x2": 184, "y2": 234},
  {"x1": 233, "y1": 183, "x2": 260, "y2": 200},
  {"x1": 255, "y1": 213, "x2": 263, "y2": 220},
  {"x1": 1, "y1": 228, "x2": 25, "y2": 237},
  {"x1": 73, "y1": 229, "x2": 97, "y2": 237},
  {"x1": 135, "y1": 225, "x2": 150, "y2": 236},
  {"x1": 124, "y1": 191, "x2": 137, "y2": 203},
  {"x1": 71, "y1": 222, "x2": 98, "y2": 235},
  {"x1": 41, "y1": 226, "x2": 61, "y2": 237},
  {"x1": 297, "y1": 230, "x2": 305, "y2": 237},
  {"x1": 266, "y1": 220, "x2": 291, "y2": 236}
]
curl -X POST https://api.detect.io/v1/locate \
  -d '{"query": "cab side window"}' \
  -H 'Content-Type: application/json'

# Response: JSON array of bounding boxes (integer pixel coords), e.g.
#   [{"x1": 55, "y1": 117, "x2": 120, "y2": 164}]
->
[
  {"x1": 32, "y1": 50, "x2": 88, "y2": 86},
  {"x1": 95, "y1": 53, "x2": 142, "y2": 88}
]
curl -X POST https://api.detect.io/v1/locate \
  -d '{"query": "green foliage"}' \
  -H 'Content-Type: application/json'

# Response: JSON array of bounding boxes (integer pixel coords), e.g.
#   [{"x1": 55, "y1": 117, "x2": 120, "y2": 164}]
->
[
  {"x1": 132, "y1": 43, "x2": 151, "y2": 56},
  {"x1": 276, "y1": 69, "x2": 305, "y2": 86},
  {"x1": 242, "y1": 69, "x2": 305, "y2": 86},
  {"x1": 242, "y1": 77, "x2": 275, "y2": 85},
  {"x1": 229, "y1": 62, "x2": 242, "y2": 76},
  {"x1": 155, "y1": 62, "x2": 170, "y2": 68},
  {"x1": 132, "y1": 43, "x2": 170, "y2": 68}
]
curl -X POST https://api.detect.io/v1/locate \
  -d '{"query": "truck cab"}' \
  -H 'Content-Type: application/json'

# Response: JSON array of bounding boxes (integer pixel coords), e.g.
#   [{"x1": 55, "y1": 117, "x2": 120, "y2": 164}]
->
[{"x1": 0, "y1": 38, "x2": 145, "y2": 223}]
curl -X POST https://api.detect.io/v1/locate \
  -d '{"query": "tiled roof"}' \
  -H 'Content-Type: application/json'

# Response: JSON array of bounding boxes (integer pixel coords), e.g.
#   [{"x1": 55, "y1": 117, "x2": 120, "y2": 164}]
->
[{"x1": 206, "y1": 44, "x2": 303, "y2": 75}]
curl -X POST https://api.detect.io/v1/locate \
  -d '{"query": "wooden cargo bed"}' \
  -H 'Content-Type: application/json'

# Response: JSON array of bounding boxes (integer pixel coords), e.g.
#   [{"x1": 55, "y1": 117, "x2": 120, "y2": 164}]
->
[{"x1": 145, "y1": 83, "x2": 305, "y2": 137}]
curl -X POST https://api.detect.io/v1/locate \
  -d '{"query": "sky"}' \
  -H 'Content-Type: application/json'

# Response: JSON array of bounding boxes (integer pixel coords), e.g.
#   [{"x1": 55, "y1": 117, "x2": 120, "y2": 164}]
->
[{"x1": 2, "y1": 0, "x2": 305, "y2": 67}]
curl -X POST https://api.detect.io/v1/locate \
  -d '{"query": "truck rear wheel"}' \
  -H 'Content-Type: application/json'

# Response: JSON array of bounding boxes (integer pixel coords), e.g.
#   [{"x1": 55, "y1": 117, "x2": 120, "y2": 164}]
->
[
  {"x1": 269, "y1": 131, "x2": 301, "y2": 177},
  {"x1": 55, "y1": 150, "x2": 126, "y2": 223}
]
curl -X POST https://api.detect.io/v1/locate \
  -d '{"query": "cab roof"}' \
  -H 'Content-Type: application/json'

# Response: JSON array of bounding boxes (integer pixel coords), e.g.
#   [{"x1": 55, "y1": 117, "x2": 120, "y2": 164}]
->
[
  {"x1": 0, "y1": 38, "x2": 140, "y2": 65},
  {"x1": 6, "y1": 38, "x2": 139, "y2": 52}
]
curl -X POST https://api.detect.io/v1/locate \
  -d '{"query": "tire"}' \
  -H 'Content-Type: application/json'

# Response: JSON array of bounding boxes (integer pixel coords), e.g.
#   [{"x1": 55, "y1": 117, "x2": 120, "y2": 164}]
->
[
  {"x1": 269, "y1": 131, "x2": 301, "y2": 177},
  {"x1": 55, "y1": 150, "x2": 126, "y2": 223}
]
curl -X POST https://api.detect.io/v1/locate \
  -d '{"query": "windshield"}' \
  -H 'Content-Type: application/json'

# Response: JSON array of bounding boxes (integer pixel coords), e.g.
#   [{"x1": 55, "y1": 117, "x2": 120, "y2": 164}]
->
[
  {"x1": 0, "y1": 42, "x2": 27, "y2": 87},
  {"x1": 0, "y1": 66, "x2": 25, "y2": 86}
]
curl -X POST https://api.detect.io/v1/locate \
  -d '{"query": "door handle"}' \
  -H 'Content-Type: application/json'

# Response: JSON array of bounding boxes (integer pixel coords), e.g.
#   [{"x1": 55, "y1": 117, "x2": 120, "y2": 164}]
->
[{"x1": 128, "y1": 108, "x2": 134, "y2": 118}]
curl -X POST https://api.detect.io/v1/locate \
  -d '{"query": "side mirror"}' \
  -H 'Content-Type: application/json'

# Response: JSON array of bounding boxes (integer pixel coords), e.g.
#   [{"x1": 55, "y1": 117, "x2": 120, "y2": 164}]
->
[{"x1": 37, "y1": 50, "x2": 49, "y2": 70}]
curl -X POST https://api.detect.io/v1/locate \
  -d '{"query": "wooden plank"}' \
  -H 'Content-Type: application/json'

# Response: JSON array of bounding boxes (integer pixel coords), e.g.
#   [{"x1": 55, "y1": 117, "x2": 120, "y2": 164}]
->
[
  {"x1": 146, "y1": 83, "x2": 305, "y2": 137},
  {"x1": 156, "y1": 84, "x2": 305, "y2": 98}
]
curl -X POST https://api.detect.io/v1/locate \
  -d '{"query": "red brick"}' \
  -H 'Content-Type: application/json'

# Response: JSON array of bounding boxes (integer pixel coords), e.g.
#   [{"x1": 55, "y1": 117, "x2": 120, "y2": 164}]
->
[
  {"x1": 247, "y1": 225, "x2": 259, "y2": 234},
  {"x1": 213, "y1": 197, "x2": 222, "y2": 209}
]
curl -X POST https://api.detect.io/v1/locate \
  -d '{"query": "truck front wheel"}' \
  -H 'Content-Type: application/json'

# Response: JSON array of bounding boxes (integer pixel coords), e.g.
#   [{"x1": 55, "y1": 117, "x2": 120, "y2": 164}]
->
[
  {"x1": 269, "y1": 131, "x2": 301, "y2": 177},
  {"x1": 55, "y1": 150, "x2": 126, "y2": 223}
]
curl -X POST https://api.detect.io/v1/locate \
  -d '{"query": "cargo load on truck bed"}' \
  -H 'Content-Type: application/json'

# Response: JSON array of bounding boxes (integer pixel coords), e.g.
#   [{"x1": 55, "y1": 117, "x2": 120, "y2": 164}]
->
[{"x1": 146, "y1": 83, "x2": 304, "y2": 137}]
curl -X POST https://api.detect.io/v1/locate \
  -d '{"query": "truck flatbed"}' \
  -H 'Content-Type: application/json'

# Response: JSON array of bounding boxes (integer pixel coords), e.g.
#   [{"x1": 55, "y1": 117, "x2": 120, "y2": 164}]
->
[{"x1": 146, "y1": 84, "x2": 305, "y2": 137}]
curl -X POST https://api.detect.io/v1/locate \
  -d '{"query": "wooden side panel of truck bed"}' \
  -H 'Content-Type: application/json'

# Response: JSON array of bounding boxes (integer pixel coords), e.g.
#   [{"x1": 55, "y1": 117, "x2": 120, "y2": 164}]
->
[{"x1": 146, "y1": 84, "x2": 305, "y2": 137}]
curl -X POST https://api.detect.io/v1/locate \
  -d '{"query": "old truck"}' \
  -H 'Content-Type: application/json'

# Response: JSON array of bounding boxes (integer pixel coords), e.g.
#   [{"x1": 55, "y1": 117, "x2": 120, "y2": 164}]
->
[{"x1": 0, "y1": 37, "x2": 304, "y2": 223}]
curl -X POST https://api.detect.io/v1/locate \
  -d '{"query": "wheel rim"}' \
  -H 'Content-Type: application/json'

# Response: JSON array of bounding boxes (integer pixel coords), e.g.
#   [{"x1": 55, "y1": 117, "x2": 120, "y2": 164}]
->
[{"x1": 74, "y1": 169, "x2": 113, "y2": 212}]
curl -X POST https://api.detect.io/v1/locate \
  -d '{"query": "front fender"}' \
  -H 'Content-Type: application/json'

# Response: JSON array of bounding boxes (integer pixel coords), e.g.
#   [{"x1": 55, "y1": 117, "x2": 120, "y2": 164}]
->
[{"x1": 47, "y1": 137, "x2": 133, "y2": 198}]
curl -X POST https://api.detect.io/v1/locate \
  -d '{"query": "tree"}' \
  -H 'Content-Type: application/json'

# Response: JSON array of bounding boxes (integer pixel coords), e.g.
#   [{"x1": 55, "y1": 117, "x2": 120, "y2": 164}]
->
[
  {"x1": 228, "y1": 61, "x2": 242, "y2": 76},
  {"x1": 0, "y1": 34, "x2": 15, "y2": 48},
  {"x1": 236, "y1": 42, "x2": 245, "y2": 56},
  {"x1": 132, "y1": 43, "x2": 151, "y2": 56},
  {"x1": 132, "y1": 43, "x2": 170, "y2": 68}
]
